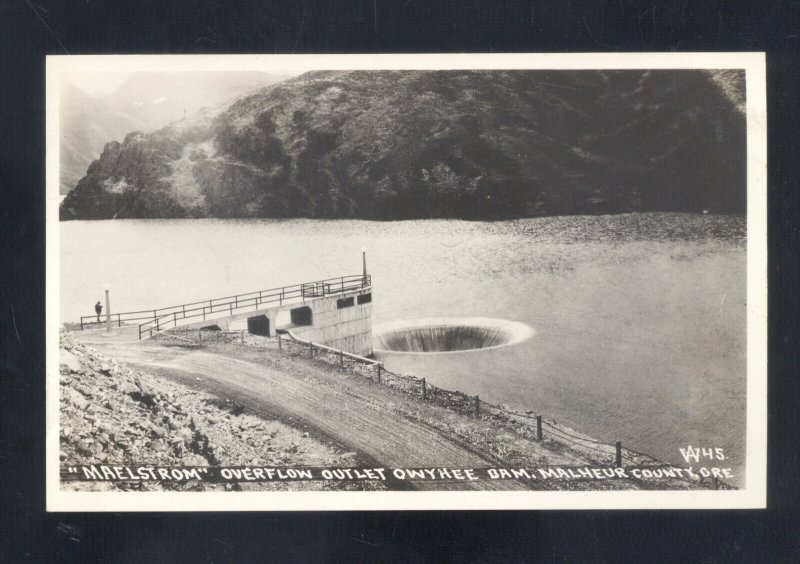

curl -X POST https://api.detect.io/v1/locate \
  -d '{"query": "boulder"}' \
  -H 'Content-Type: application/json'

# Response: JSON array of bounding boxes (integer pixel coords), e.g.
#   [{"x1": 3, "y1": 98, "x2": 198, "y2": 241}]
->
[
  {"x1": 60, "y1": 350, "x2": 82, "y2": 373},
  {"x1": 118, "y1": 381, "x2": 139, "y2": 396},
  {"x1": 64, "y1": 387, "x2": 89, "y2": 410},
  {"x1": 149, "y1": 439, "x2": 166, "y2": 452},
  {"x1": 182, "y1": 454, "x2": 208, "y2": 466}
]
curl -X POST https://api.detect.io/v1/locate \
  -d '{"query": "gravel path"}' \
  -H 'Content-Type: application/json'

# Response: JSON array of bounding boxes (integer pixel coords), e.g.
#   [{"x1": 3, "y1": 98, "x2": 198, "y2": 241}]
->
[
  {"x1": 71, "y1": 327, "x2": 710, "y2": 491},
  {"x1": 75, "y1": 331, "x2": 527, "y2": 491}
]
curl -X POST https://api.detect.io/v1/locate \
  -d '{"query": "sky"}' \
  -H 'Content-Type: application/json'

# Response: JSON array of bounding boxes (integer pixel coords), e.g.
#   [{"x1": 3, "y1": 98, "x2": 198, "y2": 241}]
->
[
  {"x1": 64, "y1": 68, "x2": 307, "y2": 97},
  {"x1": 66, "y1": 72, "x2": 133, "y2": 96}
]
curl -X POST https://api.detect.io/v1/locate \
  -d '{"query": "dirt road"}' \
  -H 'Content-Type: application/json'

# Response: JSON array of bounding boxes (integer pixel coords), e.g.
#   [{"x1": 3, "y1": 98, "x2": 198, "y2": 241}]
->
[{"x1": 74, "y1": 329, "x2": 528, "y2": 491}]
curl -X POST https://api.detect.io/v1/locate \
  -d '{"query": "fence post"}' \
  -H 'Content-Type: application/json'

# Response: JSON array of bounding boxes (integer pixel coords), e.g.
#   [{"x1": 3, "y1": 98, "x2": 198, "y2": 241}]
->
[
  {"x1": 376, "y1": 363, "x2": 382, "y2": 383},
  {"x1": 241, "y1": 331, "x2": 244, "y2": 345},
  {"x1": 536, "y1": 415, "x2": 542, "y2": 441},
  {"x1": 198, "y1": 329, "x2": 202, "y2": 345},
  {"x1": 339, "y1": 349, "x2": 344, "y2": 368},
  {"x1": 474, "y1": 395, "x2": 480, "y2": 418},
  {"x1": 712, "y1": 477, "x2": 719, "y2": 490},
  {"x1": 309, "y1": 342, "x2": 313, "y2": 357},
  {"x1": 615, "y1": 441, "x2": 622, "y2": 467},
  {"x1": 422, "y1": 378, "x2": 426, "y2": 400},
  {"x1": 80, "y1": 319, "x2": 84, "y2": 331},
  {"x1": 277, "y1": 334, "x2": 282, "y2": 350}
]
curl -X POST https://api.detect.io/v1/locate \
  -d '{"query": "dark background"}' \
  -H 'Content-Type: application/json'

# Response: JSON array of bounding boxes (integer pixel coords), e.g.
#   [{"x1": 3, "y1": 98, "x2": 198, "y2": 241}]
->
[{"x1": 1, "y1": 0, "x2": 798, "y2": 561}]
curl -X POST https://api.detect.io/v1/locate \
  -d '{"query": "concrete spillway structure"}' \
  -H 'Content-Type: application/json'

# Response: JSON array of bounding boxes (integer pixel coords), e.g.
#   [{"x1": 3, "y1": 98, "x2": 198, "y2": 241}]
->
[
  {"x1": 288, "y1": 290, "x2": 374, "y2": 357},
  {"x1": 179, "y1": 286, "x2": 374, "y2": 357}
]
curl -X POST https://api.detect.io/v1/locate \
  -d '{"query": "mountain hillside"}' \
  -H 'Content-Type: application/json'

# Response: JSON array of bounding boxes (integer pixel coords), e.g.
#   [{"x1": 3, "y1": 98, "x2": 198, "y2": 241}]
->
[
  {"x1": 59, "y1": 72, "x2": 287, "y2": 194},
  {"x1": 60, "y1": 70, "x2": 746, "y2": 220},
  {"x1": 59, "y1": 83, "x2": 140, "y2": 194}
]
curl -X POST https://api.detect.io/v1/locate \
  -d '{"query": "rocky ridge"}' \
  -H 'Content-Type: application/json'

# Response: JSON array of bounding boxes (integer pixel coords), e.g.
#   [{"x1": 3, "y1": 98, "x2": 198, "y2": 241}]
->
[{"x1": 60, "y1": 69, "x2": 747, "y2": 221}]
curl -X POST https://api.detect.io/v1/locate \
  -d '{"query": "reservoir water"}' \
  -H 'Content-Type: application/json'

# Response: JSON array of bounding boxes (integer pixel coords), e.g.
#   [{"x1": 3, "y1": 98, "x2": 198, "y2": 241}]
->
[{"x1": 59, "y1": 214, "x2": 747, "y2": 484}]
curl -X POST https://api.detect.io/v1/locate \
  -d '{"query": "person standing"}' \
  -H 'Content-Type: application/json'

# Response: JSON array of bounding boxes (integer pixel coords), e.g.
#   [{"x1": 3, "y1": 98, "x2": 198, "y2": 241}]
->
[{"x1": 95, "y1": 301, "x2": 102, "y2": 322}]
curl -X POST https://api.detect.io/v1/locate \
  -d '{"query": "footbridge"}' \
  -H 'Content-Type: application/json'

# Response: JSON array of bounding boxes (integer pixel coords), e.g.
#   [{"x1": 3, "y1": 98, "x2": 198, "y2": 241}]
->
[{"x1": 79, "y1": 274, "x2": 375, "y2": 356}]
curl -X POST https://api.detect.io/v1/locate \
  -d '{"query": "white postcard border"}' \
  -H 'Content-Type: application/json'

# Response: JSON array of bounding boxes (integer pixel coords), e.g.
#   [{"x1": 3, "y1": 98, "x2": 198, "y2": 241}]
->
[{"x1": 46, "y1": 52, "x2": 767, "y2": 511}]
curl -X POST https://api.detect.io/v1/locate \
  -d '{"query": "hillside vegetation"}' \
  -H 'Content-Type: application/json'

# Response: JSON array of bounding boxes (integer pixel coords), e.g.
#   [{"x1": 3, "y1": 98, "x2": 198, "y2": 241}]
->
[
  {"x1": 59, "y1": 72, "x2": 286, "y2": 195},
  {"x1": 60, "y1": 70, "x2": 746, "y2": 220}
]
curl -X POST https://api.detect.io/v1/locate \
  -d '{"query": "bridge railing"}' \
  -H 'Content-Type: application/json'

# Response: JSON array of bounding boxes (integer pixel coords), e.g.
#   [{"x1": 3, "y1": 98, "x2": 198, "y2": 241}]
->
[{"x1": 132, "y1": 274, "x2": 371, "y2": 340}]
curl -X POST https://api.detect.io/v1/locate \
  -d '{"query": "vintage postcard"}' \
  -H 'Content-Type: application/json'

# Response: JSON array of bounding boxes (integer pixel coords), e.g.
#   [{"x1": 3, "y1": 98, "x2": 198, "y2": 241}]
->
[{"x1": 46, "y1": 53, "x2": 766, "y2": 510}]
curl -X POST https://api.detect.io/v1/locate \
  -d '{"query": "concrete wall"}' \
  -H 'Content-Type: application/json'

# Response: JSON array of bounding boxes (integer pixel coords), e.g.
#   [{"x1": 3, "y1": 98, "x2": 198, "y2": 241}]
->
[
  {"x1": 291, "y1": 290, "x2": 373, "y2": 357},
  {"x1": 180, "y1": 287, "x2": 373, "y2": 357}
]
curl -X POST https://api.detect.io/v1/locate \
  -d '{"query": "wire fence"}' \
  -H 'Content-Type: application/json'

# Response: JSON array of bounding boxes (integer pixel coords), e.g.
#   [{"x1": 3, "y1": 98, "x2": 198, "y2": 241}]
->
[{"x1": 152, "y1": 327, "x2": 736, "y2": 490}]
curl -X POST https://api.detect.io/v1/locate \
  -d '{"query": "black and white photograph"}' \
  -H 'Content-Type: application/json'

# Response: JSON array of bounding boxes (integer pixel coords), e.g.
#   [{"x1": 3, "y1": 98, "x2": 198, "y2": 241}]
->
[{"x1": 46, "y1": 53, "x2": 766, "y2": 510}]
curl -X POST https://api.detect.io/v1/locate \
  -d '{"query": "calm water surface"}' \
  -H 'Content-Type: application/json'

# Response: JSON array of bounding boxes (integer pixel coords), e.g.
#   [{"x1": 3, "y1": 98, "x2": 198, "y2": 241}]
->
[{"x1": 60, "y1": 214, "x2": 747, "y2": 484}]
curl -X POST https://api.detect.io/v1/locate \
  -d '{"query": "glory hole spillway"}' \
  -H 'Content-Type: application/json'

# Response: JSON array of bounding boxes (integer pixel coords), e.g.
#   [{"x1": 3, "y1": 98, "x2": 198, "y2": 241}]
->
[{"x1": 373, "y1": 318, "x2": 534, "y2": 354}]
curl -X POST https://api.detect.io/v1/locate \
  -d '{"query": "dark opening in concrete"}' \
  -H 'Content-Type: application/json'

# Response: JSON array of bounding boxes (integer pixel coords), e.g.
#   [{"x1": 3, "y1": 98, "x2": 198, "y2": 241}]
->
[
  {"x1": 247, "y1": 315, "x2": 270, "y2": 336},
  {"x1": 337, "y1": 297, "x2": 354, "y2": 309},
  {"x1": 290, "y1": 306, "x2": 312, "y2": 326}
]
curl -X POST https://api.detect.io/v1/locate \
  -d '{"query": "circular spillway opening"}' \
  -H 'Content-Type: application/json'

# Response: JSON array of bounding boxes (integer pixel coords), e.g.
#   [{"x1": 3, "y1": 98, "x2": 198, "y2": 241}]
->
[{"x1": 373, "y1": 317, "x2": 534, "y2": 354}]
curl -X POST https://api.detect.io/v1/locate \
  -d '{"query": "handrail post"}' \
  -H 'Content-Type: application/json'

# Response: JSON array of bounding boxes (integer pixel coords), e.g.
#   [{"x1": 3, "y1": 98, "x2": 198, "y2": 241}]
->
[
  {"x1": 615, "y1": 441, "x2": 623, "y2": 467},
  {"x1": 80, "y1": 318, "x2": 84, "y2": 331},
  {"x1": 203, "y1": 306, "x2": 206, "y2": 320}
]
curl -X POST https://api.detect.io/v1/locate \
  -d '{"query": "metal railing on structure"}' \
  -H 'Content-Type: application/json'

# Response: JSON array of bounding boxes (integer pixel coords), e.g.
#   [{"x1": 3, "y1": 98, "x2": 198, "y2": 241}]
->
[{"x1": 78, "y1": 274, "x2": 371, "y2": 339}]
